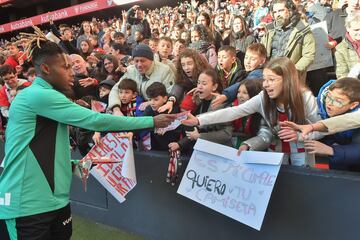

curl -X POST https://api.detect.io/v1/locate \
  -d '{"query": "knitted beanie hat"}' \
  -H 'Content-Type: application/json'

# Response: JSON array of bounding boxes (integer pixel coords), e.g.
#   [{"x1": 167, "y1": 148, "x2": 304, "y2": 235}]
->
[{"x1": 132, "y1": 44, "x2": 154, "y2": 61}]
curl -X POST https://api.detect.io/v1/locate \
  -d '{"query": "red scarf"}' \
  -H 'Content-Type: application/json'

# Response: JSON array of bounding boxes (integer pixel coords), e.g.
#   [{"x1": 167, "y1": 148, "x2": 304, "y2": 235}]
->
[
  {"x1": 346, "y1": 32, "x2": 360, "y2": 58},
  {"x1": 232, "y1": 99, "x2": 253, "y2": 136}
]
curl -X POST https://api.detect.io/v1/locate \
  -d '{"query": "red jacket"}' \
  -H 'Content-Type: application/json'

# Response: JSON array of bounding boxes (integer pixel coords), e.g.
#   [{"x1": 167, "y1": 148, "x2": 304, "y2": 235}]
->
[
  {"x1": 4, "y1": 52, "x2": 27, "y2": 68},
  {"x1": 0, "y1": 80, "x2": 31, "y2": 107}
]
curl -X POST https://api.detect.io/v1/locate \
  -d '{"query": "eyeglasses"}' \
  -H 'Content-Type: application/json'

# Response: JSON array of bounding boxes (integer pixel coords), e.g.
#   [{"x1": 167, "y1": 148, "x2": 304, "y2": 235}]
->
[
  {"x1": 325, "y1": 93, "x2": 350, "y2": 108},
  {"x1": 263, "y1": 77, "x2": 281, "y2": 85}
]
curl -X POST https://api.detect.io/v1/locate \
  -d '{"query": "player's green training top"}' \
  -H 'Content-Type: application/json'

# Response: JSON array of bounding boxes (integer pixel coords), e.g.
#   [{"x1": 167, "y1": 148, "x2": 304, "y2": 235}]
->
[{"x1": 0, "y1": 77, "x2": 154, "y2": 219}]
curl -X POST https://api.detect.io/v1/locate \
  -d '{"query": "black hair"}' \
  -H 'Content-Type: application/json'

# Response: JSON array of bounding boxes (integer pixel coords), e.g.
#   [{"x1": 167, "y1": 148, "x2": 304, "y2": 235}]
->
[
  {"x1": 31, "y1": 41, "x2": 64, "y2": 74},
  {"x1": 240, "y1": 78, "x2": 263, "y2": 99},
  {"x1": 200, "y1": 68, "x2": 223, "y2": 93},
  {"x1": 239, "y1": 78, "x2": 263, "y2": 135},
  {"x1": 191, "y1": 24, "x2": 212, "y2": 42},
  {"x1": 110, "y1": 42, "x2": 127, "y2": 54},
  {"x1": 270, "y1": 0, "x2": 300, "y2": 21},
  {"x1": 118, "y1": 78, "x2": 138, "y2": 93},
  {"x1": 0, "y1": 64, "x2": 16, "y2": 77},
  {"x1": 329, "y1": 77, "x2": 360, "y2": 102},
  {"x1": 113, "y1": 32, "x2": 125, "y2": 39},
  {"x1": 146, "y1": 82, "x2": 167, "y2": 98}
]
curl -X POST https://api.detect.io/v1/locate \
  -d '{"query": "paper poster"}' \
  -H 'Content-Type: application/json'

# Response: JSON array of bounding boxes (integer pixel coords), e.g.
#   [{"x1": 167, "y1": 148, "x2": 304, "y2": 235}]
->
[
  {"x1": 83, "y1": 132, "x2": 136, "y2": 203},
  {"x1": 177, "y1": 139, "x2": 283, "y2": 231},
  {"x1": 307, "y1": 21, "x2": 334, "y2": 71},
  {"x1": 91, "y1": 100, "x2": 107, "y2": 113},
  {"x1": 155, "y1": 111, "x2": 188, "y2": 134},
  {"x1": 120, "y1": 134, "x2": 136, "y2": 180},
  {"x1": 46, "y1": 32, "x2": 61, "y2": 44}
]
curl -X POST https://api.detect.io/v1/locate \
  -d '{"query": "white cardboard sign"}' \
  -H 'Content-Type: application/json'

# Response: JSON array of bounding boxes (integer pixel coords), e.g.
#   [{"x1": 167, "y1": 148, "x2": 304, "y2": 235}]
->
[
  {"x1": 177, "y1": 139, "x2": 283, "y2": 230},
  {"x1": 86, "y1": 133, "x2": 136, "y2": 203}
]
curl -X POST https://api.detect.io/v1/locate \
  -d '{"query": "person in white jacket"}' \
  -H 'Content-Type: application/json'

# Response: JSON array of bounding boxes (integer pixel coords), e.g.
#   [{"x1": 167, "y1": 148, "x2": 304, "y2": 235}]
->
[{"x1": 183, "y1": 57, "x2": 322, "y2": 167}]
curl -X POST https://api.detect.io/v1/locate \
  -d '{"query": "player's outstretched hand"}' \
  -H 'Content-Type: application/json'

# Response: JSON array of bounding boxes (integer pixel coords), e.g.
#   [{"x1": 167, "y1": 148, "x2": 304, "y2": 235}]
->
[{"x1": 153, "y1": 114, "x2": 177, "y2": 128}]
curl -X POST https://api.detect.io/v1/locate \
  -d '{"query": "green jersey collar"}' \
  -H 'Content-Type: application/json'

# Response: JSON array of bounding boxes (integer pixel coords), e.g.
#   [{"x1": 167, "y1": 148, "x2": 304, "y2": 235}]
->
[{"x1": 33, "y1": 77, "x2": 54, "y2": 89}]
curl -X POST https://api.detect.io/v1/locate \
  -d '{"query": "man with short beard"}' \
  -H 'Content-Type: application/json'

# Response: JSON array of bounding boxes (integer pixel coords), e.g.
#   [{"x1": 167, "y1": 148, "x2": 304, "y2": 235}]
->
[{"x1": 261, "y1": 0, "x2": 315, "y2": 79}]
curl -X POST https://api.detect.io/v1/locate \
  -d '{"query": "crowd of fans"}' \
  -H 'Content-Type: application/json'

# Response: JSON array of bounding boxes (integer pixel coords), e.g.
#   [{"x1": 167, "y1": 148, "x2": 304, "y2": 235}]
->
[{"x1": 0, "y1": 0, "x2": 359, "y2": 171}]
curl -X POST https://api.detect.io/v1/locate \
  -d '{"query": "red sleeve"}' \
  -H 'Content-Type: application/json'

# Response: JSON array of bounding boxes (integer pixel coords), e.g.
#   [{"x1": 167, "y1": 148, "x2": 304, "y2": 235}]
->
[
  {"x1": 4, "y1": 57, "x2": 18, "y2": 68},
  {"x1": 328, "y1": 35, "x2": 338, "y2": 47},
  {"x1": 0, "y1": 87, "x2": 10, "y2": 107},
  {"x1": 22, "y1": 81, "x2": 32, "y2": 87}
]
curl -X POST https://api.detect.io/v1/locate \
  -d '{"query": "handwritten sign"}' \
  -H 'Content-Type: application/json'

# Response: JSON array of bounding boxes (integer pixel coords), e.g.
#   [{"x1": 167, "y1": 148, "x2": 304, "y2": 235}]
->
[
  {"x1": 308, "y1": 21, "x2": 334, "y2": 71},
  {"x1": 84, "y1": 133, "x2": 136, "y2": 203},
  {"x1": 177, "y1": 139, "x2": 283, "y2": 230}
]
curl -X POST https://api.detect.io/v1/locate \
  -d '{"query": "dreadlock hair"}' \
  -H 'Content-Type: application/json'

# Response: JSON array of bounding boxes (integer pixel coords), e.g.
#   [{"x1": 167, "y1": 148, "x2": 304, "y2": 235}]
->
[{"x1": 19, "y1": 26, "x2": 65, "y2": 75}]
